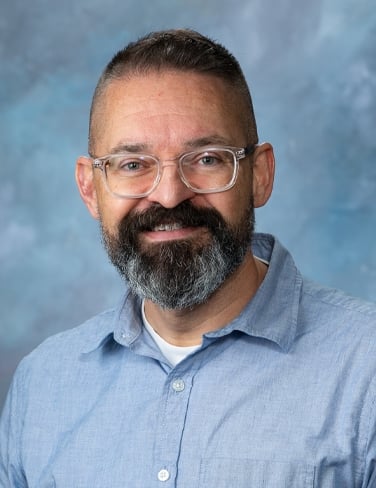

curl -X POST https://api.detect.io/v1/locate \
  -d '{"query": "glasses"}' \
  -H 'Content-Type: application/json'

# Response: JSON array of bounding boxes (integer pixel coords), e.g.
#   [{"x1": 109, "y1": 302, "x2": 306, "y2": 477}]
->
[{"x1": 91, "y1": 145, "x2": 254, "y2": 199}]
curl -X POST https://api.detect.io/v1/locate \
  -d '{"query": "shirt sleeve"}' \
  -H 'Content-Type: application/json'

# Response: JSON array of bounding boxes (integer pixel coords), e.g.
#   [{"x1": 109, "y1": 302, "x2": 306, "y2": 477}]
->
[
  {"x1": 362, "y1": 375, "x2": 376, "y2": 488},
  {"x1": 0, "y1": 360, "x2": 29, "y2": 487},
  {"x1": 363, "y1": 431, "x2": 376, "y2": 487}
]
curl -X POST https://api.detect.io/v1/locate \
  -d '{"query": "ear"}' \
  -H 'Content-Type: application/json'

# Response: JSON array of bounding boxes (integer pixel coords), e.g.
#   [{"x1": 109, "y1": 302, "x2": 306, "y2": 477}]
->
[
  {"x1": 75, "y1": 156, "x2": 100, "y2": 220},
  {"x1": 252, "y1": 143, "x2": 275, "y2": 208}
]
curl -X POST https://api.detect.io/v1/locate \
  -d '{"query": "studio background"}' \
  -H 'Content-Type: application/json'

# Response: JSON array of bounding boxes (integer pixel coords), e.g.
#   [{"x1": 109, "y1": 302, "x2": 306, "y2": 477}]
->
[{"x1": 1, "y1": 0, "x2": 375, "y2": 408}]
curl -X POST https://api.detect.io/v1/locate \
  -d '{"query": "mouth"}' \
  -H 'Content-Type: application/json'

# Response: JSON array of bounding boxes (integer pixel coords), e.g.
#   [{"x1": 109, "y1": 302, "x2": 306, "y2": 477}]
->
[
  {"x1": 152, "y1": 222, "x2": 184, "y2": 232},
  {"x1": 141, "y1": 220, "x2": 206, "y2": 243}
]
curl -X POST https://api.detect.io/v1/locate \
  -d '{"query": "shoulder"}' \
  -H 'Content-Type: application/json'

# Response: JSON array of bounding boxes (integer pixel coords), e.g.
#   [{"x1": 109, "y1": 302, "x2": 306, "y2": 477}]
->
[
  {"x1": 16, "y1": 307, "x2": 117, "y2": 380},
  {"x1": 299, "y1": 278, "x2": 376, "y2": 344},
  {"x1": 302, "y1": 278, "x2": 376, "y2": 319},
  {"x1": 38, "y1": 308, "x2": 116, "y2": 350}
]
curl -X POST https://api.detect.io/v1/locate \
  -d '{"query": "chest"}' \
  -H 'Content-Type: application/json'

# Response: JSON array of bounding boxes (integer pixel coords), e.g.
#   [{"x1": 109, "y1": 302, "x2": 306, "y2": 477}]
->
[{"x1": 22, "y1": 338, "x2": 369, "y2": 487}]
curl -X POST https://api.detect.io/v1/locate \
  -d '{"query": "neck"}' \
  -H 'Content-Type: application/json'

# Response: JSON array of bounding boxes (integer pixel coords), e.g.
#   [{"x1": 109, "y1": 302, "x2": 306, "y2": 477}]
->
[{"x1": 143, "y1": 252, "x2": 267, "y2": 346}]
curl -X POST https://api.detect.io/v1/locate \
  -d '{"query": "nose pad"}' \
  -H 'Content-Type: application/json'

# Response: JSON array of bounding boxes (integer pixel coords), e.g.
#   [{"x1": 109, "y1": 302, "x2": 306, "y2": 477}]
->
[{"x1": 147, "y1": 163, "x2": 195, "y2": 208}]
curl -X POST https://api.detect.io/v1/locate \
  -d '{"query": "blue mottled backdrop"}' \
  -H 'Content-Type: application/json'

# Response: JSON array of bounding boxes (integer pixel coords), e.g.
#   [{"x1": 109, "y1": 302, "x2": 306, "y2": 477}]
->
[{"x1": 1, "y1": 0, "x2": 375, "y2": 407}]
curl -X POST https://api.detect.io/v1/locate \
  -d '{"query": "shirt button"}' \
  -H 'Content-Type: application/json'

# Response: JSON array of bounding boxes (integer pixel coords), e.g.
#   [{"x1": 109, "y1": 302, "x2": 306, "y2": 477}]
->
[
  {"x1": 157, "y1": 469, "x2": 170, "y2": 481},
  {"x1": 172, "y1": 379, "x2": 185, "y2": 392}
]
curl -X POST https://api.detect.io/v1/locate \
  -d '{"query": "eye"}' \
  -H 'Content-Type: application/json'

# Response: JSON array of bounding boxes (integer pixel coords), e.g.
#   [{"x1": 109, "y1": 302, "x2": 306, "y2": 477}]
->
[
  {"x1": 120, "y1": 160, "x2": 143, "y2": 171},
  {"x1": 198, "y1": 154, "x2": 220, "y2": 166},
  {"x1": 109, "y1": 155, "x2": 154, "y2": 175}
]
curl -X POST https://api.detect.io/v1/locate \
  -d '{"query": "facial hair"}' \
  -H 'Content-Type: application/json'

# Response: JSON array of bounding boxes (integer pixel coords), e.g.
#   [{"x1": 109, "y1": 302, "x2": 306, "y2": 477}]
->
[{"x1": 101, "y1": 200, "x2": 255, "y2": 310}]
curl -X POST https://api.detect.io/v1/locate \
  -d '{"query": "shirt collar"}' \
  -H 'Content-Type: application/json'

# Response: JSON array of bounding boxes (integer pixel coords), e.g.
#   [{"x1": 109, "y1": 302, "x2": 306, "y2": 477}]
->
[
  {"x1": 80, "y1": 292, "x2": 143, "y2": 354},
  {"x1": 207, "y1": 233, "x2": 302, "y2": 352},
  {"x1": 198, "y1": 233, "x2": 302, "y2": 352},
  {"x1": 82, "y1": 233, "x2": 302, "y2": 354}
]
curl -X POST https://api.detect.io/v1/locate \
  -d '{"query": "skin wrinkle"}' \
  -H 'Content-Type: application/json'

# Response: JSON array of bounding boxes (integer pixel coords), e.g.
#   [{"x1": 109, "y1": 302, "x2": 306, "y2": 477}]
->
[{"x1": 99, "y1": 135, "x2": 237, "y2": 159}]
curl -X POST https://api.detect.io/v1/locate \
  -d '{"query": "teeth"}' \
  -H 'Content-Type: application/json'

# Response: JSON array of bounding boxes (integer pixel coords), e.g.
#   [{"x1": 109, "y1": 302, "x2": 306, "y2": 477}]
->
[{"x1": 153, "y1": 222, "x2": 183, "y2": 231}]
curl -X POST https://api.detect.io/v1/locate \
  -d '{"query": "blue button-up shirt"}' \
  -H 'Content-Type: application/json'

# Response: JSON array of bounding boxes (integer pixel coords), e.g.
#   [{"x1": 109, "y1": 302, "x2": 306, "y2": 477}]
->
[{"x1": 1, "y1": 233, "x2": 376, "y2": 487}]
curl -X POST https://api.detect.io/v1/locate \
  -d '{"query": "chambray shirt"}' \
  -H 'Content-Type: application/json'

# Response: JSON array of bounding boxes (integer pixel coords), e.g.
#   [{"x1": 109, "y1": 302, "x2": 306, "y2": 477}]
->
[{"x1": 1, "y1": 233, "x2": 376, "y2": 487}]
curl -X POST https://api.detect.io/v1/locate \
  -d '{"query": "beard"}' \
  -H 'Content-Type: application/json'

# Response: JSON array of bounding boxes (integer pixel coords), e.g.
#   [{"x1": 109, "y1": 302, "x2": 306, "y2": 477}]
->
[{"x1": 101, "y1": 200, "x2": 255, "y2": 310}]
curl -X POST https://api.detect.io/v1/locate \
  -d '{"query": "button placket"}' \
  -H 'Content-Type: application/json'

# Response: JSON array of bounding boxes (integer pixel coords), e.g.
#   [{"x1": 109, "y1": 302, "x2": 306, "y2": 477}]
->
[{"x1": 153, "y1": 372, "x2": 195, "y2": 485}]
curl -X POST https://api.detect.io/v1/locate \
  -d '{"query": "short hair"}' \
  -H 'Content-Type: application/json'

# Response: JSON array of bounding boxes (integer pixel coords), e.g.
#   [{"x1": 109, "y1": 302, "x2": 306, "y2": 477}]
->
[{"x1": 89, "y1": 29, "x2": 258, "y2": 154}]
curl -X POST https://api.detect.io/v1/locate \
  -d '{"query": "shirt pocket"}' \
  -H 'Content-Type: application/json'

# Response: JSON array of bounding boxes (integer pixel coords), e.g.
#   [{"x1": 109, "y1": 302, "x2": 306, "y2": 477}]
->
[{"x1": 199, "y1": 457, "x2": 315, "y2": 487}]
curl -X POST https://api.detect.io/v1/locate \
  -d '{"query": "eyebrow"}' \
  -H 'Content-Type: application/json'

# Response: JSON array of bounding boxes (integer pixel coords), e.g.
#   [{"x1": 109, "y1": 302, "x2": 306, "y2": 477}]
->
[
  {"x1": 184, "y1": 135, "x2": 234, "y2": 149},
  {"x1": 107, "y1": 135, "x2": 234, "y2": 155},
  {"x1": 108, "y1": 142, "x2": 149, "y2": 154}
]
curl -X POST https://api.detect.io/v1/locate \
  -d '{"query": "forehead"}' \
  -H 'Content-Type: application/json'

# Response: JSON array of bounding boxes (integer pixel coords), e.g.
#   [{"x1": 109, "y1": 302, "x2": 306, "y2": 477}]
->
[{"x1": 93, "y1": 70, "x2": 247, "y2": 154}]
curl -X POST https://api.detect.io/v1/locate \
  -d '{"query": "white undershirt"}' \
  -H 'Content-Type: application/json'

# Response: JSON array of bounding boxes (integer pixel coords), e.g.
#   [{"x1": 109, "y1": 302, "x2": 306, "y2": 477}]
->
[
  {"x1": 141, "y1": 255, "x2": 269, "y2": 367},
  {"x1": 142, "y1": 301, "x2": 201, "y2": 367},
  {"x1": 254, "y1": 255, "x2": 269, "y2": 266}
]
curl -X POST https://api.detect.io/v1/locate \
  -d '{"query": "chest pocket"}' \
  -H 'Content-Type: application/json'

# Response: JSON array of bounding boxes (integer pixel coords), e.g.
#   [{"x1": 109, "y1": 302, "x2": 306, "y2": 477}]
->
[{"x1": 199, "y1": 458, "x2": 315, "y2": 487}]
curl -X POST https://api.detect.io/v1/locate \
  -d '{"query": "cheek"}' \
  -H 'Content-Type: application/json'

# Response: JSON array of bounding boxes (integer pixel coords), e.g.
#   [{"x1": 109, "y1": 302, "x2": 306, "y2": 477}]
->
[
  {"x1": 96, "y1": 192, "x2": 139, "y2": 235},
  {"x1": 237, "y1": 168, "x2": 254, "y2": 209},
  {"x1": 203, "y1": 190, "x2": 251, "y2": 228},
  {"x1": 221, "y1": 178, "x2": 253, "y2": 222}
]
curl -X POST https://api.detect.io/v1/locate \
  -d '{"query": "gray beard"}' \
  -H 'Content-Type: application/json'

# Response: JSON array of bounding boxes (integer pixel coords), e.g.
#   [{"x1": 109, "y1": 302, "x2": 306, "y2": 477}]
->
[
  {"x1": 125, "y1": 236, "x2": 246, "y2": 310},
  {"x1": 101, "y1": 201, "x2": 254, "y2": 310}
]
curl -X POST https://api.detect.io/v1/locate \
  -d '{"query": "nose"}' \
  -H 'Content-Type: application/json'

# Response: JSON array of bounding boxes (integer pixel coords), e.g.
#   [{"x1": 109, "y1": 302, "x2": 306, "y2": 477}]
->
[{"x1": 146, "y1": 163, "x2": 196, "y2": 208}]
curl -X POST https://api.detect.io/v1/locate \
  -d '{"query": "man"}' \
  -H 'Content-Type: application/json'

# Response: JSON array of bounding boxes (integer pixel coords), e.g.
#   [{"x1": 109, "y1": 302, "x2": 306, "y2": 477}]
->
[{"x1": 1, "y1": 29, "x2": 376, "y2": 487}]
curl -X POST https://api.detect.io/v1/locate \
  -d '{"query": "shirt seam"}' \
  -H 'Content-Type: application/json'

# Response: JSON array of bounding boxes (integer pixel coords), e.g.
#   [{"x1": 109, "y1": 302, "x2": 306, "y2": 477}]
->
[
  {"x1": 360, "y1": 374, "x2": 376, "y2": 483},
  {"x1": 302, "y1": 287, "x2": 376, "y2": 319}
]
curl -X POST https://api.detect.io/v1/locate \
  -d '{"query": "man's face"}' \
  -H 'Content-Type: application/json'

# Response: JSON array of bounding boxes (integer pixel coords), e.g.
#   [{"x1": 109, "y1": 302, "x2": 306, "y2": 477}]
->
[{"x1": 81, "y1": 70, "x2": 265, "y2": 309}]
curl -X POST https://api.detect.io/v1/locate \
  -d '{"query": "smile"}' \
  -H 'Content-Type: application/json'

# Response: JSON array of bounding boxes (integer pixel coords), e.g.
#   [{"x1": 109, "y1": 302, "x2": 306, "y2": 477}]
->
[{"x1": 152, "y1": 222, "x2": 184, "y2": 232}]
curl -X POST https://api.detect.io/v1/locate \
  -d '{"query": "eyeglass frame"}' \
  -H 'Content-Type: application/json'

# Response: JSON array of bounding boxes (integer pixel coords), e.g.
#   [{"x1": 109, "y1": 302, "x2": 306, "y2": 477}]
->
[{"x1": 90, "y1": 144, "x2": 255, "y2": 199}]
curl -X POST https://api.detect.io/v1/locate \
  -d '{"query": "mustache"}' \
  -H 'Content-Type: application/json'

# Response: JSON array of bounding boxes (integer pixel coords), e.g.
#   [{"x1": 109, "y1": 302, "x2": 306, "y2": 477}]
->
[{"x1": 118, "y1": 201, "x2": 228, "y2": 236}]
